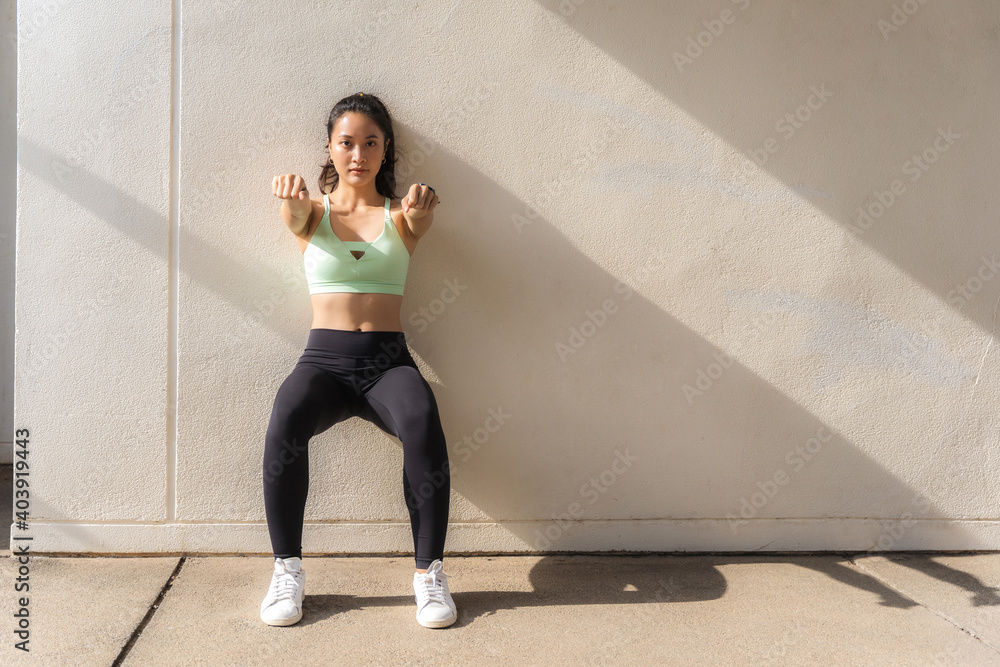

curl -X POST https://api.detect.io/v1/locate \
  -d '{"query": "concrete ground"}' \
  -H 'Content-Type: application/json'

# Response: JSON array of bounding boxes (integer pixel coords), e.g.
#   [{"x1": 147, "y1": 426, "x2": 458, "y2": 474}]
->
[{"x1": 2, "y1": 464, "x2": 999, "y2": 666}]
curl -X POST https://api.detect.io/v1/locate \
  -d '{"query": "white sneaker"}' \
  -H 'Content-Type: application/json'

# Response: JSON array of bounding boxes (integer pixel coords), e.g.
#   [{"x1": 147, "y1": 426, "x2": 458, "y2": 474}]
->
[
  {"x1": 260, "y1": 556, "x2": 305, "y2": 626},
  {"x1": 413, "y1": 559, "x2": 457, "y2": 628}
]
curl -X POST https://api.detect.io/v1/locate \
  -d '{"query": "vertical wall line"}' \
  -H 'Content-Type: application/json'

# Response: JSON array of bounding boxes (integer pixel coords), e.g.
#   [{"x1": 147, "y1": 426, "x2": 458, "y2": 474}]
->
[{"x1": 167, "y1": 0, "x2": 181, "y2": 522}]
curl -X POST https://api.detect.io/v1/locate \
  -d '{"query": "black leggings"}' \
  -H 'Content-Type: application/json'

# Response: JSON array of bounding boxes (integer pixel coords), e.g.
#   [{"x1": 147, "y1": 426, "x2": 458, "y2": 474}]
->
[{"x1": 263, "y1": 328, "x2": 450, "y2": 569}]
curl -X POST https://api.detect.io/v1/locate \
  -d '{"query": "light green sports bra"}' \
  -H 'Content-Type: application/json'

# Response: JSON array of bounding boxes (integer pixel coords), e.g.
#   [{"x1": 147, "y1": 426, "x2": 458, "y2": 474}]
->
[{"x1": 303, "y1": 193, "x2": 410, "y2": 295}]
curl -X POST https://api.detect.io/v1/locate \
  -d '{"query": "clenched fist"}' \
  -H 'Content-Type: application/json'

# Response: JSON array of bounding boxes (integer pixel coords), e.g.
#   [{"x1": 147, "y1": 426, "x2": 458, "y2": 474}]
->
[
  {"x1": 273, "y1": 174, "x2": 311, "y2": 218},
  {"x1": 401, "y1": 182, "x2": 440, "y2": 225}
]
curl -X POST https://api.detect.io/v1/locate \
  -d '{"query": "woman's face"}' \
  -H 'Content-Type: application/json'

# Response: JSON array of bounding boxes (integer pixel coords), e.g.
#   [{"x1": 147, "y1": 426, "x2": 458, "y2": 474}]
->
[{"x1": 328, "y1": 112, "x2": 387, "y2": 184}]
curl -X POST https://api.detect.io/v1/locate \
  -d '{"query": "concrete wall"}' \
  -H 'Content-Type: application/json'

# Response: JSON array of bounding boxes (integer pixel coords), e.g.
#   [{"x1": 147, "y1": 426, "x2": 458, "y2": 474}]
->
[
  {"x1": 12, "y1": 0, "x2": 1000, "y2": 555},
  {"x1": 1, "y1": 0, "x2": 14, "y2": 464}
]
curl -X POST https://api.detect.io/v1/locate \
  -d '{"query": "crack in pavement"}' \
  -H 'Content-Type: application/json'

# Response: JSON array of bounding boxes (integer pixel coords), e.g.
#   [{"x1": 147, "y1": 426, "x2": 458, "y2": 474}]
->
[
  {"x1": 849, "y1": 555, "x2": 1000, "y2": 657},
  {"x1": 112, "y1": 557, "x2": 187, "y2": 666}
]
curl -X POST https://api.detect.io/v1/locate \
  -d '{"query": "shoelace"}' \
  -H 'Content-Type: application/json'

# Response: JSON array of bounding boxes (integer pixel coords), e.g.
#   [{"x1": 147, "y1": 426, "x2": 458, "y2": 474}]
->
[
  {"x1": 270, "y1": 569, "x2": 302, "y2": 603},
  {"x1": 415, "y1": 570, "x2": 450, "y2": 605}
]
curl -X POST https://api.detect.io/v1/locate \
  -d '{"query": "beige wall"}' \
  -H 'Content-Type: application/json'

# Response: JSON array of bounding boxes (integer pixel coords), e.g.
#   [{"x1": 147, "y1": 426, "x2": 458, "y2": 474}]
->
[
  {"x1": 1, "y1": 0, "x2": 15, "y2": 464},
  {"x1": 12, "y1": 0, "x2": 1000, "y2": 555}
]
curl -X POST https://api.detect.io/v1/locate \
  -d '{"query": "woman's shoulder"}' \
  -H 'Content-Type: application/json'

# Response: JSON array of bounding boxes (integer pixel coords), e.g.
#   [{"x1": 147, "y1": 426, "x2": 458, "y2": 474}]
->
[
  {"x1": 296, "y1": 197, "x2": 325, "y2": 239},
  {"x1": 385, "y1": 196, "x2": 413, "y2": 238},
  {"x1": 313, "y1": 194, "x2": 329, "y2": 214}
]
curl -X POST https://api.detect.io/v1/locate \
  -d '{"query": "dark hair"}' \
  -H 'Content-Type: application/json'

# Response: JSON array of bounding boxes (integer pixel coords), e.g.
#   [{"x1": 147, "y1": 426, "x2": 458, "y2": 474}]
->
[{"x1": 318, "y1": 92, "x2": 397, "y2": 199}]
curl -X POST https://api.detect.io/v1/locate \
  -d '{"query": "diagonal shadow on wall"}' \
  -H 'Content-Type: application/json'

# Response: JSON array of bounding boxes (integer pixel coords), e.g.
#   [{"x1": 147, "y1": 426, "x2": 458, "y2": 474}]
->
[{"x1": 531, "y1": 0, "x2": 1000, "y2": 337}]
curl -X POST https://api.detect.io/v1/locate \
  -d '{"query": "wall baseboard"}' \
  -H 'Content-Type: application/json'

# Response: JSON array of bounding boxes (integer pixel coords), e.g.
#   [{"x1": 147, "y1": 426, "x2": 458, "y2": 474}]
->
[{"x1": 9, "y1": 518, "x2": 1000, "y2": 555}]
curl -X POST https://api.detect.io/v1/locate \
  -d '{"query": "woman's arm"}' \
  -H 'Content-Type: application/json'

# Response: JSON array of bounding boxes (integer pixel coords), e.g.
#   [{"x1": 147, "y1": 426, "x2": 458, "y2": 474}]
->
[
  {"x1": 273, "y1": 173, "x2": 315, "y2": 237},
  {"x1": 400, "y1": 182, "x2": 439, "y2": 239}
]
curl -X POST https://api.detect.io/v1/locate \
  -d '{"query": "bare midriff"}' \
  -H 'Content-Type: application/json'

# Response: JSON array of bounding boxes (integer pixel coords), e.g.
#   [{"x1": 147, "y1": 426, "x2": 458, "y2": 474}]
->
[
  {"x1": 308, "y1": 292, "x2": 405, "y2": 332},
  {"x1": 295, "y1": 197, "x2": 416, "y2": 333}
]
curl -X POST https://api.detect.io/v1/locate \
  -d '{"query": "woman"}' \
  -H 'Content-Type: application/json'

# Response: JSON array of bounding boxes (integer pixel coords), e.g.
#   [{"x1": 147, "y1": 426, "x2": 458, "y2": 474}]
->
[{"x1": 259, "y1": 92, "x2": 456, "y2": 629}]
